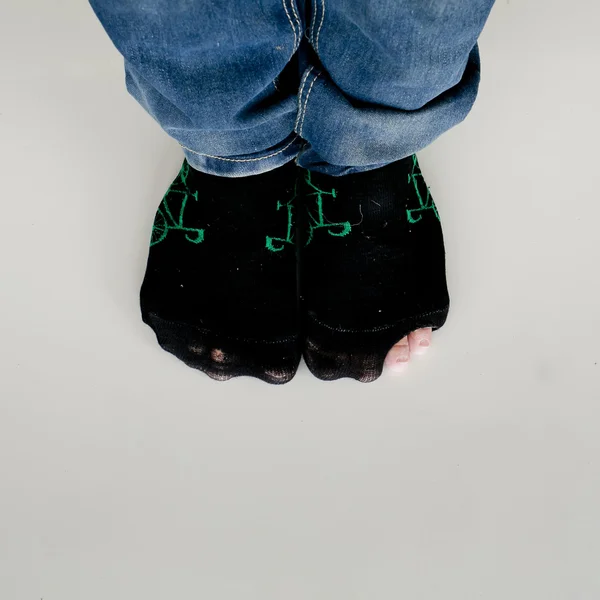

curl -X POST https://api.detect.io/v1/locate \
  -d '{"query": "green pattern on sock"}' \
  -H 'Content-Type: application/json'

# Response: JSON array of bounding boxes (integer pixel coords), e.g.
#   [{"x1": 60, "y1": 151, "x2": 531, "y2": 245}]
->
[
  {"x1": 151, "y1": 162, "x2": 205, "y2": 247},
  {"x1": 304, "y1": 170, "x2": 352, "y2": 246},
  {"x1": 265, "y1": 183, "x2": 297, "y2": 252},
  {"x1": 406, "y1": 154, "x2": 440, "y2": 224}
]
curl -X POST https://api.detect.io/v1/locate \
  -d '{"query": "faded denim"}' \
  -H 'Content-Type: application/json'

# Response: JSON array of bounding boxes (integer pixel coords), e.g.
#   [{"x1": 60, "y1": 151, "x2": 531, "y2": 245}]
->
[{"x1": 89, "y1": 0, "x2": 495, "y2": 177}]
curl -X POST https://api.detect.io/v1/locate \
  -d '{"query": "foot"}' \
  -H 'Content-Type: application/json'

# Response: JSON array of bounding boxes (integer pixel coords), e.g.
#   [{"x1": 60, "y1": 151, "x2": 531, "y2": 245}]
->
[
  {"x1": 384, "y1": 327, "x2": 432, "y2": 375},
  {"x1": 299, "y1": 155, "x2": 449, "y2": 382},
  {"x1": 140, "y1": 160, "x2": 301, "y2": 384}
]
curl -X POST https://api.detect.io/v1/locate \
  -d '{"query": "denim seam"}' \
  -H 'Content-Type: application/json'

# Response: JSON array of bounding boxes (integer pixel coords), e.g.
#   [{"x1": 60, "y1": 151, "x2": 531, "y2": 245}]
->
[
  {"x1": 299, "y1": 71, "x2": 321, "y2": 136},
  {"x1": 309, "y1": 0, "x2": 318, "y2": 43},
  {"x1": 181, "y1": 135, "x2": 299, "y2": 163},
  {"x1": 281, "y1": 0, "x2": 298, "y2": 52},
  {"x1": 315, "y1": 0, "x2": 326, "y2": 52},
  {"x1": 295, "y1": 66, "x2": 315, "y2": 132},
  {"x1": 288, "y1": 0, "x2": 302, "y2": 50}
]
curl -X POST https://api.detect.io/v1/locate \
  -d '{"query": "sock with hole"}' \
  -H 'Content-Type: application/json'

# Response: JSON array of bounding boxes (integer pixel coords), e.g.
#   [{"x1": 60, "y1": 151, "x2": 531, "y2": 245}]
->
[
  {"x1": 140, "y1": 160, "x2": 301, "y2": 384},
  {"x1": 298, "y1": 155, "x2": 450, "y2": 382}
]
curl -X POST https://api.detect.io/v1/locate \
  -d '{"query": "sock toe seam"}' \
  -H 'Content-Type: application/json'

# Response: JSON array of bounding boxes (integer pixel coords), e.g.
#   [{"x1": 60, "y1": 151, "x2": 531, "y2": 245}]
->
[
  {"x1": 145, "y1": 312, "x2": 298, "y2": 345},
  {"x1": 305, "y1": 306, "x2": 449, "y2": 334}
]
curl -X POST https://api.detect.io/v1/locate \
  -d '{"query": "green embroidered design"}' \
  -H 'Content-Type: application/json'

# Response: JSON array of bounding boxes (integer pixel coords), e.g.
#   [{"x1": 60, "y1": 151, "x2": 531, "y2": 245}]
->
[
  {"x1": 150, "y1": 162, "x2": 205, "y2": 246},
  {"x1": 265, "y1": 184, "x2": 297, "y2": 252},
  {"x1": 304, "y1": 171, "x2": 352, "y2": 246},
  {"x1": 406, "y1": 154, "x2": 440, "y2": 224}
]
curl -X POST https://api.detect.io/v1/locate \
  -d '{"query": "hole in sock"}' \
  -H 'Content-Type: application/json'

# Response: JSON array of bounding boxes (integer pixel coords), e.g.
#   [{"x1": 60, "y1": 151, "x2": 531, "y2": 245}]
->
[
  {"x1": 141, "y1": 160, "x2": 301, "y2": 384},
  {"x1": 210, "y1": 348, "x2": 226, "y2": 363},
  {"x1": 300, "y1": 156, "x2": 449, "y2": 383}
]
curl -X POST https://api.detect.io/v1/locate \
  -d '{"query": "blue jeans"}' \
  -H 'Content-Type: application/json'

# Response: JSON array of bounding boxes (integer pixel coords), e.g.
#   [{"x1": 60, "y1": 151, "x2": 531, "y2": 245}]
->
[{"x1": 89, "y1": 0, "x2": 495, "y2": 177}]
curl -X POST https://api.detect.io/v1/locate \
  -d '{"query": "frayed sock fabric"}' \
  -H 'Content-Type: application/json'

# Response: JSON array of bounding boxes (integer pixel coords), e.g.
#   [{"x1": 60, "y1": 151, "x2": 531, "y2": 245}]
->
[
  {"x1": 298, "y1": 155, "x2": 450, "y2": 382},
  {"x1": 140, "y1": 160, "x2": 301, "y2": 384}
]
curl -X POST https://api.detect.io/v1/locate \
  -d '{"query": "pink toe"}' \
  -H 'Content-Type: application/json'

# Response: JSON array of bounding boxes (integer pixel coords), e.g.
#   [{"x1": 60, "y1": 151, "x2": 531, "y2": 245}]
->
[
  {"x1": 385, "y1": 337, "x2": 410, "y2": 373},
  {"x1": 408, "y1": 328, "x2": 432, "y2": 356}
]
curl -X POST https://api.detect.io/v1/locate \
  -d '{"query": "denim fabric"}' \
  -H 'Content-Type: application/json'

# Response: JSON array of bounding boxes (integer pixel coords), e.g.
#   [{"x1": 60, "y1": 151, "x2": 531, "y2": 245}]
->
[{"x1": 90, "y1": 0, "x2": 495, "y2": 177}]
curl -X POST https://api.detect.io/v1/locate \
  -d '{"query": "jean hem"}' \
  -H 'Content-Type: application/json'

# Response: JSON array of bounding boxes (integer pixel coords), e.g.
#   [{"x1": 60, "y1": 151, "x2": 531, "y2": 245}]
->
[{"x1": 181, "y1": 133, "x2": 304, "y2": 178}]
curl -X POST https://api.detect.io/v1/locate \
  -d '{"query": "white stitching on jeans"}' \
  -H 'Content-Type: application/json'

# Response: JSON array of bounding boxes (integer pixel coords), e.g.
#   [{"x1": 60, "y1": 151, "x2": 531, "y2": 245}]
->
[
  {"x1": 180, "y1": 135, "x2": 299, "y2": 163},
  {"x1": 310, "y1": 0, "x2": 318, "y2": 44},
  {"x1": 281, "y1": 0, "x2": 298, "y2": 52},
  {"x1": 299, "y1": 71, "x2": 321, "y2": 136},
  {"x1": 315, "y1": 0, "x2": 326, "y2": 53},
  {"x1": 295, "y1": 66, "x2": 314, "y2": 132},
  {"x1": 289, "y1": 0, "x2": 302, "y2": 47}
]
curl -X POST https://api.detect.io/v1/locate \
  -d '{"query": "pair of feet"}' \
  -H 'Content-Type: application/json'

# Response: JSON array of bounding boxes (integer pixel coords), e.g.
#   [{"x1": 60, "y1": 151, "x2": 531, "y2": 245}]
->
[{"x1": 140, "y1": 155, "x2": 449, "y2": 384}]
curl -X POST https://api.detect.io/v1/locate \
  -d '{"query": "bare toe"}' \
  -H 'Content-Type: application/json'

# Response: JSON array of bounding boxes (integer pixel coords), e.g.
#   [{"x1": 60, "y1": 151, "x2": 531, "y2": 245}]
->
[
  {"x1": 408, "y1": 327, "x2": 432, "y2": 356},
  {"x1": 385, "y1": 336, "x2": 410, "y2": 374}
]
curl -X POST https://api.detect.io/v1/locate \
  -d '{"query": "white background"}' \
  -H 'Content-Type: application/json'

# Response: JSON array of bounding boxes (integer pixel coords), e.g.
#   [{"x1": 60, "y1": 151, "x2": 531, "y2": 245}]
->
[{"x1": 1, "y1": 0, "x2": 600, "y2": 598}]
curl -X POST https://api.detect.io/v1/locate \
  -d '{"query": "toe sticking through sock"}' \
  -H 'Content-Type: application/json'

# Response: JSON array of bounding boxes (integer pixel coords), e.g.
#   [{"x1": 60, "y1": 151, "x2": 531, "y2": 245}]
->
[{"x1": 300, "y1": 155, "x2": 449, "y2": 382}]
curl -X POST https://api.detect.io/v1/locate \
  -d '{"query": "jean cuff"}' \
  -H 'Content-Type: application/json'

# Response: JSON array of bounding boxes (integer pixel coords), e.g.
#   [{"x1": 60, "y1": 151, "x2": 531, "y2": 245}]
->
[{"x1": 181, "y1": 132, "x2": 304, "y2": 178}]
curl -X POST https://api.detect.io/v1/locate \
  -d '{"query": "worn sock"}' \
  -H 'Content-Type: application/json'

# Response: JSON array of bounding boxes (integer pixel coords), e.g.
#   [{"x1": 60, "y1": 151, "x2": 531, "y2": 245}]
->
[
  {"x1": 299, "y1": 155, "x2": 450, "y2": 382},
  {"x1": 140, "y1": 160, "x2": 301, "y2": 384}
]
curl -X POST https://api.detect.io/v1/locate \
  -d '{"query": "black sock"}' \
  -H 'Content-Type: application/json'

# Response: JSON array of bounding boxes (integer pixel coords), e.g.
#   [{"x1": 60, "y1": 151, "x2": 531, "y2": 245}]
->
[
  {"x1": 140, "y1": 160, "x2": 301, "y2": 384},
  {"x1": 298, "y1": 155, "x2": 450, "y2": 382}
]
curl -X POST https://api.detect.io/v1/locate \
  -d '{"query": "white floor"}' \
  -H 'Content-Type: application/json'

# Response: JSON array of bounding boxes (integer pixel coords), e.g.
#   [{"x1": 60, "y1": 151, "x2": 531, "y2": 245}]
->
[{"x1": 1, "y1": 1, "x2": 600, "y2": 598}]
